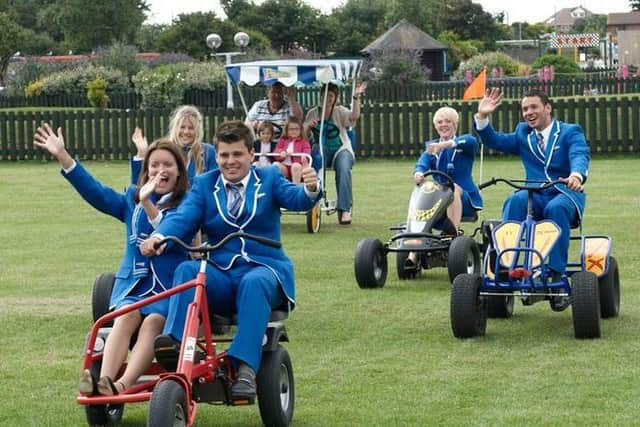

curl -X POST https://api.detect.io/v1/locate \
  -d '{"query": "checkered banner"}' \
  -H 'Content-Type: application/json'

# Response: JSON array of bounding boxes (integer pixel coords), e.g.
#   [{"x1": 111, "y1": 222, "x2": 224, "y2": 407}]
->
[{"x1": 549, "y1": 33, "x2": 600, "y2": 48}]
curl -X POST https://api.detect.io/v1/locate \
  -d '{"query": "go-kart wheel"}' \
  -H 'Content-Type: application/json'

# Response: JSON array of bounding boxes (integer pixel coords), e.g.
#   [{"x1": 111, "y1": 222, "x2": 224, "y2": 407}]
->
[
  {"x1": 257, "y1": 345, "x2": 295, "y2": 427},
  {"x1": 447, "y1": 236, "x2": 480, "y2": 283},
  {"x1": 84, "y1": 360, "x2": 124, "y2": 426},
  {"x1": 354, "y1": 239, "x2": 388, "y2": 289},
  {"x1": 599, "y1": 256, "x2": 620, "y2": 318},
  {"x1": 147, "y1": 379, "x2": 188, "y2": 427},
  {"x1": 450, "y1": 273, "x2": 487, "y2": 338},
  {"x1": 305, "y1": 203, "x2": 321, "y2": 233},
  {"x1": 92, "y1": 273, "x2": 115, "y2": 327},
  {"x1": 396, "y1": 251, "x2": 420, "y2": 280},
  {"x1": 487, "y1": 295, "x2": 514, "y2": 318},
  {"x1": 571, "y1": 271, "x2": 601, "y2": 339}
]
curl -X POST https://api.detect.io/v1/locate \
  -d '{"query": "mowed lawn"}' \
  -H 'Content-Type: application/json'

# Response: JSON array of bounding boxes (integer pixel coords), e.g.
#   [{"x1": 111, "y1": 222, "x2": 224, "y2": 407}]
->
[{"x1": 0, "y1": 156, "x2": 638, "y2": 426}]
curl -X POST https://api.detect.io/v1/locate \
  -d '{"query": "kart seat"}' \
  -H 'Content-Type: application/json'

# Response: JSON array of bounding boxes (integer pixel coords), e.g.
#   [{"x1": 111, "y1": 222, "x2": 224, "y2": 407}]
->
[{"x1": 211, "y1": 310, "x2": 289, "y2": 334}]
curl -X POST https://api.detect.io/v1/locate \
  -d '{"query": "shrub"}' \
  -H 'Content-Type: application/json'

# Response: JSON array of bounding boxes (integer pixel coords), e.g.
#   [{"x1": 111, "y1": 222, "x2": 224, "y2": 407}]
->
[
  {"x1": 24, "y1": 64, "x2": 128, "y2": 97},
  {"x1": 7, "y1": 59, "x2": 74, "y2": 97},
  {"x1": 94, "y1": 42, "x2": 142, "y2": 80},
  {"x1": 453, "y1": 51, "x2": 524, "y2": 79},
  {"x1": 530, "y1": 54, "x2": 581, "y2": 75},
  {"x1": 132, "y1": 62, "x2": 227, "y2": 108},
  {"x1": 361, "y1": 50, "x2": 431, "y2": 85},
  {"x1": 132, "y1": 64, "x2": 188, "y2": 108},
  {"x1": 86, "y1": 77, "x2": 109, "y2": 109}
]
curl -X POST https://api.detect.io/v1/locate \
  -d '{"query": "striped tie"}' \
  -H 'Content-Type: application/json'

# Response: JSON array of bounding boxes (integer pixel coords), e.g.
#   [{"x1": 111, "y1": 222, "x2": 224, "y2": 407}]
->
[
  {"x1": 536, "y1": 132, "x2": 545, "y2": 154},
  {"x1": 226, "y1": 182, "x2": 243, "y2": 218}
]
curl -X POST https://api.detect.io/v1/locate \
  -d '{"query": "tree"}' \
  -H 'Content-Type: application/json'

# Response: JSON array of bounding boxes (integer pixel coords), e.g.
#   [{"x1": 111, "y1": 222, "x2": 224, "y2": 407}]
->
[
  {"x1": 41, "y1": 0, "x2": 149, "y2": 53},
  {"x1": 435, "y1": 0, "x2": 509, "y2": 49},
  {"x1": 631, "y1": 0, "x2": 640, "y2": 11},
  {"x1": 329, "y1": 0, "x2": 388, "y2": 56},
  {"x1": 0, "y1": 13, "x2": 26, "y2": 85}
]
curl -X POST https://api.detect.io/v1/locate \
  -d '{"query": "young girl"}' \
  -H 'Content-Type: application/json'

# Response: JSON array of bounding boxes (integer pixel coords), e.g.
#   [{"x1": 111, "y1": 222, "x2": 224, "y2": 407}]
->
[
  {"x1": 33, "y1": 124, "x2": 189, "y2": 396},
  {"x1": 274, "y1": 117, "x2": 311, "y2": 183},
  {"x1": 131, "y1": 105, "x2": 217, "y2": 183},
  {"x1": 252, "y1": 120, "x2": 277, "y2": 167}
]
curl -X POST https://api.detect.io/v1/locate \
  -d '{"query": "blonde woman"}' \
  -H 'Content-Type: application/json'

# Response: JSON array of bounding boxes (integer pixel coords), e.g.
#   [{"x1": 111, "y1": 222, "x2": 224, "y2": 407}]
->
[{"x1": 131, "y1": 105, "x2": 217, "y2": 183}]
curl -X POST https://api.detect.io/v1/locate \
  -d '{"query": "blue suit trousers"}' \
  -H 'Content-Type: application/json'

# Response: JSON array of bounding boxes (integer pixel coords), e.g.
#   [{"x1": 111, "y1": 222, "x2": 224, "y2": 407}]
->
[
  {"x1": 163, "y1": 260, "x2": 284, "y2": 372},
  {"x1": 502, "y1": 189, "x2": 578, "y2": 274}
]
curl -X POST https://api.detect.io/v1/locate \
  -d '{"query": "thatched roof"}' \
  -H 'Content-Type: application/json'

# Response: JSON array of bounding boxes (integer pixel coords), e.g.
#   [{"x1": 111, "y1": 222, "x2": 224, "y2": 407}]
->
[{"x1": 361, "y1": 19, "x2": 445, "y2": 54}]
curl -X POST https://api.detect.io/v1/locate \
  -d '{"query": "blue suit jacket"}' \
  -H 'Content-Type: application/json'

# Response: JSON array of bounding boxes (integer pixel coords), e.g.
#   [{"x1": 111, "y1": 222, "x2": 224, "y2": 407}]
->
[
  {"x1": 414, "y1": 134, "x2": 483, "y2": 210},
  {"x1": 63, "y1": 161, "x2": 188, "y2": 310},
  {"x1": 474, "y1": 119, "x2": 590, "y2": 217},
  {"x1": 154, "y1": 165, "x2": 319, "y2": 307}
]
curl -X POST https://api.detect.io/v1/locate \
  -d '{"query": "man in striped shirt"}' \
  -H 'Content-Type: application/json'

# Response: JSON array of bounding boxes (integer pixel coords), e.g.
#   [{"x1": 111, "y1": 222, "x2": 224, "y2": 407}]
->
[{"x1": 245, "y1": 82, "x2": 302, "y2": 141}]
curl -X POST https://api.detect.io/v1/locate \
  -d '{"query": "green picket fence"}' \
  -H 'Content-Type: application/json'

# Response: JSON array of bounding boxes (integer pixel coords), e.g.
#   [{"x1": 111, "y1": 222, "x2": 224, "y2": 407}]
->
[{"x1": 1, "y1": 94, "x2": 638, "y2": 161}]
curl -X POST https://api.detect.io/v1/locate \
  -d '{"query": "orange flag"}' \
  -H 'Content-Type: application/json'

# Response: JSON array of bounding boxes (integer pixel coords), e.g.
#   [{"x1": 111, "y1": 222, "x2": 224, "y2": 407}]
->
[{"x1": 463, "y1": 68, "x2": 486, "y2": 100}]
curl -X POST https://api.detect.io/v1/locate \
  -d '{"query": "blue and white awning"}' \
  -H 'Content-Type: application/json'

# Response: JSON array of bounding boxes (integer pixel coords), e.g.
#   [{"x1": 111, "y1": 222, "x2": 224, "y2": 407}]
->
[{"x1": 225, "y1": 59, "x2": 362, "y2": 87}]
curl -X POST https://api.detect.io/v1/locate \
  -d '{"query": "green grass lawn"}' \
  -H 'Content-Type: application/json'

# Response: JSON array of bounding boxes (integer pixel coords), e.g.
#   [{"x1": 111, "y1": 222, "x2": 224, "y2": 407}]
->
[{"x1": 1, "y1": 157, "x2": 639, "y2": 426}]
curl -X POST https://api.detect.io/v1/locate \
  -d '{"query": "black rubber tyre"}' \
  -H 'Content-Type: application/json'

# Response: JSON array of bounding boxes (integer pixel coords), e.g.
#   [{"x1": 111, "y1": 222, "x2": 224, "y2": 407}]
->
[
  {"x1": 257, "y1": 345, "x2": 295, "y2": 427},
  {"x1": 354, "y1": 239, "x2": 388, "y2": 289},
  {"x1": 147, "y1": 379, "x2": 188, "y2": 427},
  {"x1": 395, "y1": 251, "x2": 420, "y2": 280},
  {"x1": 571, "y1": 271, "x2": 601, "y2": 339},
  {"x1": 487, "y1": 295, "x2": 514, "y2": 318},
  {"x1": 92, "y1": 273, "x2": 115, "y2": 327},
  {"x1": 305, "y1": 203, "x2": 321, "y2": 234},
  {"x1": 84, "y1": 360, "x2": 124, "y2": 426},
  {"x1": 450, "y1": 273, "x2": 487, "y2": 338},
  {"x1": 447, "y1": 236, "x2": 481, "y2": 283},
  {"x1": 599, "y1": 256, "x2": 620, "y2": 318}
]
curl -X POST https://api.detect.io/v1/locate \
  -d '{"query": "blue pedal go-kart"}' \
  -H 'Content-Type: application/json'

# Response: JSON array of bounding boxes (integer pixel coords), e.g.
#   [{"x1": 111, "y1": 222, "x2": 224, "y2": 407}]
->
[
  {"x1": 450, "y1": 177, "x2": 620, "y2": 339},
  {"x1": 354, "y1": 171, "x2": 481, "y2": 288}
]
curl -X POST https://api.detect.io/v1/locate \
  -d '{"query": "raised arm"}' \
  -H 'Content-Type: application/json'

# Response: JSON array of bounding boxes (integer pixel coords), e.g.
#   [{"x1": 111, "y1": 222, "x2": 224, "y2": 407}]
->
[
  {"x1": 348, "y1": 82, "x2": 367, "y2": 122},
  {"x1": 33, "y1": 124, "x2": 74, "y2": 169}
]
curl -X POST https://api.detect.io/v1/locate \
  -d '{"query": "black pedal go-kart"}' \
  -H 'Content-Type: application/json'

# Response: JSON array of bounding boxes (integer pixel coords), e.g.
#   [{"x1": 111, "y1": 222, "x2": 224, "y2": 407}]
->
[
  {"x1": 354, "y1": 171, "x2": 481, "y2": 289},
  {"x1": 450, "y1": 177, "x2": 620, "y2": 340}
]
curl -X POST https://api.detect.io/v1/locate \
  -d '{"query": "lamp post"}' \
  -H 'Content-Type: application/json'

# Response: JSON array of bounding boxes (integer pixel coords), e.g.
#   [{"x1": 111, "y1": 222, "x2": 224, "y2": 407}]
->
[{"x1": 206, "y1": 32, "x2": 250, "y2": 110}]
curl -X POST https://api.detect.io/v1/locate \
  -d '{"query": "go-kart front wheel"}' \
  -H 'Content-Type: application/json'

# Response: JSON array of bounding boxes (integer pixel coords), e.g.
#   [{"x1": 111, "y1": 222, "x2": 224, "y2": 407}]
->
[
  {"x1": 447, "y1": 236, "x2": 480, "y2": 283},
  {"x1": 147, "y1": 379, "x2": 188, "y2": 427},
  {"x1": 305, "y1": 203, "x2": 321, "y2": 234},
  {"x1": 599, "y1": 256, "x2": 620, "y2": 318},
  {"x1": 354, "y1": 239, "x2": 388, "y2": 289},
  {"x1": 571, "y1": 271, "x2": 601, "y2": 339},
  {"x1": 450, "y1": 273, "x2": 487, "y2": 338},
  {"x1": 257, "y1": 345, "x2": 295, "y2": 427},
  {"x1": 84, "y1": 360, "x2": 124, "y2": 426}
]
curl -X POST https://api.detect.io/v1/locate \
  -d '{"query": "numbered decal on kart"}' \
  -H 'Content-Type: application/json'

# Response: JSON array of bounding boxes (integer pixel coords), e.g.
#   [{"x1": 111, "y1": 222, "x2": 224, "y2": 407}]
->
[
  {"x1": 183, "y1": 337, "x2": 197, "y2": 362},
  {"x1": 531, "y1": 220, "x2": 561, "y2": 268},
  {"x1": 583, "y1": 236, "x2": 610, "y2": 276}
]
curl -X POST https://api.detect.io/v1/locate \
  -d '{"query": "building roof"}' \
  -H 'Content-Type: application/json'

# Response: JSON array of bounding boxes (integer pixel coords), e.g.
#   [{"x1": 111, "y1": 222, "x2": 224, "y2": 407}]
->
[
  {"x1": 543, "y1": 6, "x2": 595, "y2": 27},
  {"x1": 607, "y1": 12, "x2": 640, "y2": 26},
  {"x1": 361, "y1": 19, "x2": 445, "y2": 53}
]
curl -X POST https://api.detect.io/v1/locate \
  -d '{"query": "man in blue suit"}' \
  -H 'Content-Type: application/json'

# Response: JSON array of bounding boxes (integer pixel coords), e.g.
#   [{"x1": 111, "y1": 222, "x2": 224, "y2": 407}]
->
[
  {"x1": 474, "y1": 89, "x2": 590, "y2": 294},
  {"x1": 141, "y1": 120, "x2": 319, "y2": 399}
]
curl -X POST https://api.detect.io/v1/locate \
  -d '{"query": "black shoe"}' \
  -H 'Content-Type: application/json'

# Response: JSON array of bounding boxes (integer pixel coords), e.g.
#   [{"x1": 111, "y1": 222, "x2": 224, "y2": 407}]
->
[
  {"x1": 231, "y1": 363, "x2": 256, "y2": 401},
  {"x1": 549, "y1": 272, "x2": 571, "y2": 311},
  {"x1": 403, "y1": 257, "x2": 417, "y2": 271},
  {"x1": 154, "y1": 334, "x2": 180, "y2": 372}
]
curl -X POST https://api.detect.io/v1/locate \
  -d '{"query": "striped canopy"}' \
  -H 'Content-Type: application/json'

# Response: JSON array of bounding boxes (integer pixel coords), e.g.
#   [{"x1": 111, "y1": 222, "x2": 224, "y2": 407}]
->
[{"x1": 225, "y1": 59, "x2": 362, "y2": 87}]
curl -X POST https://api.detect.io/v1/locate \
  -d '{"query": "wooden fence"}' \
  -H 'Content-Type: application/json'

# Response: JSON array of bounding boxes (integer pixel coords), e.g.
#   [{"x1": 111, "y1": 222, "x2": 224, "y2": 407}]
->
[
  {"x1": 2, "y1": 75, "x2": 639, "y2": 110},
  {"x1": 1, "y1": 95, "x2": 638, "y2": 161}
]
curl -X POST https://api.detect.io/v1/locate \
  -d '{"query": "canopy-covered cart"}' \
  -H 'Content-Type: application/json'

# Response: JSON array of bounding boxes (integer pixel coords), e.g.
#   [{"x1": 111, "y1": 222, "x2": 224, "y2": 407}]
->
[{"x1": 225, "y1": 59, "x2": 363, "y2": 233}]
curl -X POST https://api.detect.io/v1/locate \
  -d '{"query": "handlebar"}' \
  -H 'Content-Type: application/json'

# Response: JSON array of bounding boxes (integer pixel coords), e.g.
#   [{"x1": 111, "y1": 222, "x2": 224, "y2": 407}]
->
[
  {"x1": 479, "y1": 177, "x2": 563, "y2": 191},
  {"x1": 154, "y1": 232, "x2": 282, "y2": 252},
  {"x1": 254, "y1": 152, "x2": 313, "y2": 167},
  {"x1": 419, "y1": 170, "x2": 455, "y2": 190}
]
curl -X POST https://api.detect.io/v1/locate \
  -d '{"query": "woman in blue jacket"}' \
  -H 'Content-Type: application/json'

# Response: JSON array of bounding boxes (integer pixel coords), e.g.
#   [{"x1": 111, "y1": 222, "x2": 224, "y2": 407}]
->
[{"x1": 34, "y1": 124, "x2": 189, "y2": 396}]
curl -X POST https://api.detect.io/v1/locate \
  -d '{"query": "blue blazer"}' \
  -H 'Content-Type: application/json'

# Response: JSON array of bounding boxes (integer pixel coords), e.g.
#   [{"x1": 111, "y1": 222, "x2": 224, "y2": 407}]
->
[
  {"x1": 131, "y1": 142, "x2": 217, "y2": 185},
  {"x1": 474, "y1": 120, "x2": 590, "y2": 217},
  {"x1": 63, "y1": 161, "x2": 188, "y2": 310},
  {"x1": 154, "y1": 165, "x2": 319, "y2": 307},
  {"x1": 414, "y1": 134, "x2": 483, "y2": 210}
]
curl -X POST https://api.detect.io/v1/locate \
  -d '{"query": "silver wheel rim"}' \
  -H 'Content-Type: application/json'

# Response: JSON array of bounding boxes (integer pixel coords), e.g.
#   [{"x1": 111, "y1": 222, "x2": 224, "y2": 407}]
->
[{"x1": 279, "y1": 363, "x2": 291, "y2": 411}]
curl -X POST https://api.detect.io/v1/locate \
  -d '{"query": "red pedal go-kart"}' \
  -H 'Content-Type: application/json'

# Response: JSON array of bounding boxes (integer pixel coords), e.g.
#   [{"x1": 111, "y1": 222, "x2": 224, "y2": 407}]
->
[
  {"x1": 450, "y1": 177, "x2": 620, "y2": 339},
  {"x1": 78, "y1": 232, "x2": 294, "y2": 427},
  {"x1": 354, "y1": 171, "x2": 481, "y2": 289}
]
